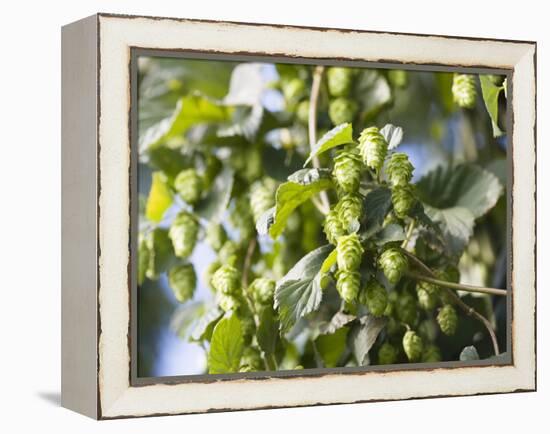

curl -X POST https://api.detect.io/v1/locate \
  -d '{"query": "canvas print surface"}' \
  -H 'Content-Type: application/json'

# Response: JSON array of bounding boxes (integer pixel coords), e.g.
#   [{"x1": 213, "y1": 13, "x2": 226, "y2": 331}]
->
[{"x1": 136, "y1": 56, "x2": 508, "y2": 378}]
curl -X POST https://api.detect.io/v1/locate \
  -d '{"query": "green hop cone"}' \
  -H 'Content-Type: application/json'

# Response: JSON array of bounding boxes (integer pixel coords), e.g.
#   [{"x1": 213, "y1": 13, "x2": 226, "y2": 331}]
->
[
  {"x1": 211, "y1": 264, "x2": 241, "y2": 295},
  {"x1": 402, "y1": 330, "x2": 423, "y2": 362},
  {"x1": 282, "y1": 77, "x2": 306, "y2": 103},
  {"x1": 324, "y1": 208, "x2": 346, "y2": 245},
  {"x1": 416, "y1": 281, "x2": 440, "y2": 311},
  {"x1": 391, "y1": 185, "x2": 416, "y2": 218},
  {"x1": 336, "y1": 193, "x2": 363, "y2": 231},
  {"x1": 378, "y1": 248, "x2": 408, "y2": 284},
  {"x1": 395, "y1": 291, "x2": 418, "y2": 325},
  {"x1": 336, "y1": 270, "x2": 361, "y2": 303},
  {"x1": 437, "y1": 304, "x2": 458, "y2": 336},
  {"x1": 452, "y1": 73, "x2": 477, "y2": 109},
  {"x1": 296, "y1": 100, "x2": 310, "y2": 124},
  {"x1": 386, "y1": 152, "x2": 414, "y2": 186},
  {"x1": 333, "y1": 149, "x2": 363, "y2": 193},
  {"x1": 421, "y1": 343, "x2": 442, "y2": 363},
  {"x1": 218, "y1": 240, "x2": 241, "y2": 265},
  {"x1": 358, "y1": 126, "x2": 388, "y2": 173},
  {"x1": 327, "y1": 67, "x2": 354, "y2": 97},
  {"x1": 169, "y1": 212, "x2": 199, "y2": 259},
  {"x1": 378, "y1": 342, "x2": 399, "y2": 365},
  {"x1": 336, "y1": 233, "x2": 364, "y2": 271},
  {"x1": 230, "y1": 194, "x2": 255, "y2": 240},
  {"x1": 218, "y1": 293, "x2": 240, "y2": 312},
  {"x1": 203, "y1": 260, "x2": 221, "y2": 291},
  {"x1": 205, "y1": 222, "x2": 227, "y2": 252},
  {"x1": 240, "y1": 347, "x2": 264, "y2": 372},
  {"x1": 168, "y1": 263, "x2": 196, "y2": 303},
  {"x1": 239, "y1": 312, "x2": 256, "y2": 345},
  {"x1": 329, "y1": 97, "x2": 357, "y2": 125},
  {"x1": 388, "y1": 70, "x2": 409, "y2": 88},
  {"x1": 360, "y1": 279, "x2": 388, "y2": 317},
  {"x1": 175, "y1": 169, "x2": 203, "y2": 205},
  {"x1": 249, "y1": 277, "x2": 276, "y2": 306},
  {"x1": 250, "y1": 179, "x2": 276, "y2": 223}
]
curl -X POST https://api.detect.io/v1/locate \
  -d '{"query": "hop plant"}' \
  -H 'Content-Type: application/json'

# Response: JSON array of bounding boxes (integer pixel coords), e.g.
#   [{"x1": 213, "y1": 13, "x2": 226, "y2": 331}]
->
[
  {"x1": 205, "y1": 222, "x2": 227, "y2": 252},
  {"x1": 378, "y1": 342, "x2": 399, "y2": 365},
  {"x1": 360, "y1": 279, "x2": 388, "y2": 317},
  {"x1": 421, "y1": 343, "x2": 442, "y2": 363},
  {"x1": 437, "y1": 304, "x2": 458, "y2": 336},
  {"x1": 327, "y1": 67, "x2": 354, "y2": 97},
  {"x1": 212, "y1": 264, "x2": 241, "y2": 295},
  {"x1": 202, "y1": 154, "x2": 222, "y2": 190},
  {"x1": 218, "y1": 293, "x2": 241, "y2": 312},
  {"x1": 403, "y1": 330, "x2": 423, "y2": 362},
  {"x1": 329, "y1": 97, "x2": 357, "y2": 125},
  {"x1": 282, "y1": 77, "x2": 306, "y2": 103},
  {"x1": 168, "y1": 263, "x2": 196, "y2": 303},
  {"x1": 333, "y1": 149, "x2": 363, "y2": 193},
  {"x1": 336, "y1": 233, "x2": 364, "y2": 271},
  {"x1": 391, "y1": 185, "x2": 416, "y2": 218},
  {"x1": 175, "y1": 169, "x2": 203, "y2": 205},
  {"x1": 230, "y1": 194, "x2": 255, "y2": 240},
  {"x1": 452, "y1": 73, "x2": 477, "y2": 109},
  {"x1": 249, "y1": 277, "x2": 276, "y2": 306},
  {"x1": 169, "y1": 212, "x2": 199, "y2": 258},
  {"x1": 336, "y1": 193, "x2": 363, "y2": 231},
  {"x1": 203, "y1": 260, "x2": 221, "y2": 291},
  {"x1": 395, "y1": 291, "x2": 418, "y2": 325},
  {"x1": 379, "y1": 248, "x2": 408, "y2": 284},
  {"x1": 239, "y1": 312, "x2": 256, "y2": 345},
  {"x1": 358, "y1": 127, "x2": 388, "y2": 172},
  {"x1": 416, "y1": 281, "x2": 440, "y2": 311},
  {"x1": 324, "y1": 208, "x2": 346, "y2": 245},
  {"x1": 240, "y1": 347, "x2": 264, "y2": 372},
  {"x1": 250, "y1": 179, "x2": 276, "y2": 223},
  {"x1": 336, "y1": 270, "x2": 361, "y2": 303},
  {"x1": 388, "y1": 70, "x2": 408, "y2": 88},
  {"x1": 296, "y1": 100, "x2": 310, "y2": 124},
  {"x1": 386, "y1": 152, "x2": 414, "y2": 186},
  {"x1": 218, "y1": 240, "x2": 241, "y2": 265}
]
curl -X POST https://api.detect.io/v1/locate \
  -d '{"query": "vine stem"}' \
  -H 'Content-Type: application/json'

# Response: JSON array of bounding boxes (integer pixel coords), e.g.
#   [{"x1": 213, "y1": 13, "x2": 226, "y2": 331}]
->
[
  {"x1": 407, "y1": 272, "x2": 507, "y2": 297},
  {"x1": 308, "y1": 65, "x2": 331, "y2": 215},
  {"x1": 399, "y1": 248, "x2": 501, "y2": 356},
  {"x1": 401, "y1": 220, "x2": 416, "y2": 249}
]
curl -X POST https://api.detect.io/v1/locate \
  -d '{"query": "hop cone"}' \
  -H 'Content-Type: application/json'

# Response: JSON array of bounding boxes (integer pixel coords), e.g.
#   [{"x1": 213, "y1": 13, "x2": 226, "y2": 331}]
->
[
  {"x1": 169, "y1": 212, "x2": 199, "y2": 258},
  {"x1": 379, "y1": 248, "x2": 408, "y2": 284},
  {"x1": 452, "y1": 73, "x2": 477, "y2": 109},
  {"x1": 358, "y1": 127, "x2": 388, "y2": 172},
  {"x1": 239, "y1": 312, "x2": 256, "y2": 345},
  {"x1": 327, "y1": 67, "x2": 354, "y2": 97},
  {"x1": 360, "y1": 280, "x2": 388, "y2": 317},
  {"x1": 386, "y1": 152, "x2": 414, "y2": 186},
  {"x1": 336, "y1": 193, "x2": 363, "y2": 231},
  {"x1": 324, "y1": 208, "x2": 346, "y2": 245},
  {"x1": 212, "y1": 264, "x2": 241, "y2": 295},
  {"x1": 421, "y1": 343, "x2": 442, "y2": 363},
  {"x1": 403, "y1": 330, "x2": 423, "y2": 362},
  {"x1": 296, "y1": 100, "x2": 310, "y2": 124},
  {"x1": 437, "y1": 304, "x2": 458, "y2": 336},
  {"x1": 218, "y1": 240, "x2": 241, "y2": 265},
  {"x1": 175, "y1": 169, "x2": 203, "y2": 205},
  {"x1": 388, "y1": 70, "x2": 408, "y2": 88},
  {"x1": 336, "y1": 270, "x2": 361, "y2": 303},
  {"x1": 282, "y1": 77, "x2": 306, "y2": 102},
  {"x1": 416, "y1": 281, "x2": 439, "y2": 311},
  {"x1": 241, "y1": 347, "x2": 264, "y2": 372},
  {"x1": 250, "y1": 179, "x2": 275, "y2": 223},
  {"x1": 205, "y1": 222, "x2": 227, "y2": 252},
  {"x1": 333, "y1": 149, "x2": 363, "y2": 193},
  {"x1": 329, "y1": 97, "x2": 357, "y2": 125},
  {"x1": 396, "y1": 291, "x2": 418, "y2": 325},
  {"x1": 336, "y1": 233, "x2": 364, "y2": 271},
  {"x1": 203, "y1": 260, "x2": 221, "y2": 291},
  {"x1": 218, "y1": 293, "x2": 240, "y2": 312},
  {"x1": 230, "y1": 194, "x2": 255, "y2": 240},
  {"x1": 168, "y1": 263, "x2": 196, "y2": 303},
  {"x1": 378, "y1": 342, "x2": 398, "y2": 365},
  {"x1": 391, "y1": 185, "x2": 415, "y2": 218},
  {"x1": 249, "y1": 277, "x2": 276, "y2": 306}
]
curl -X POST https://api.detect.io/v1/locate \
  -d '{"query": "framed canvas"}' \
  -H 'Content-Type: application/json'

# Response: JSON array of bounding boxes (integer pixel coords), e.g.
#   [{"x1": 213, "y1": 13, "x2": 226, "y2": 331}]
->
[{"x1": 61, "y1": 13, "x2": 536, "y2": 419}]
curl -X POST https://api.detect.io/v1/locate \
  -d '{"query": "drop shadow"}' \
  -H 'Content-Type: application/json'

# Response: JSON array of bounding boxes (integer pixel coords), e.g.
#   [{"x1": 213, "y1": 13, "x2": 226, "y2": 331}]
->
[{"x1": 37, "y1": 391, "x2": 61, "y2": 407}]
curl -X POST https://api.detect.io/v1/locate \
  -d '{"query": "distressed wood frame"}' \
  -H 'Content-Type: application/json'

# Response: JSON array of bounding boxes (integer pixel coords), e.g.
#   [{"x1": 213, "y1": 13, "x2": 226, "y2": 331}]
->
[{"x1": 61, "y1": 13, "x2": 536, "y2": 419}]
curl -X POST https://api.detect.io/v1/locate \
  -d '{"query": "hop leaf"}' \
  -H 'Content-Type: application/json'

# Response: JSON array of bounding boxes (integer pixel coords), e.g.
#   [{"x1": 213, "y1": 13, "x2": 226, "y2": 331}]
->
[
  {"x1": 169, "y1": 212, "x2": 199, "y2": 258},
  {"x1": 249, "y1": 277, "x2": 276, "y2": 306},
  {"x1": 421, "y1": 343, "x2": 442, "y2": 362},
  {"x1": 333, "y1": 149, "x2": 363, "y2": 193},
  {"x1": 205, "y1": 222, "x2": 227, "y2": 252},
  {"x1": 377, "y1": 342, "x2": 398, "y2": 365},
  {"x1": 336, "y1": 233, "x2": 364, "y2": 271},
  {"x1": 437, "y1": 304, "x2": 458, "y2": 336},
  {"x1": 250, "y1": 179, "x2": 276, "y2": 223},
  {"x1": 391, "y1": 184, "x2": 416, "y2": 218},
  {"x1": 360, "y1": 279, "x2": 388, "y2": 317},
  {"x1": 452, "y1": 73, "x2": 477, "y2": 109},
  {"x1": 416, "y1": 281, "x2": 439, "y2": 311},
  {"x1": 212, "y1": 264, "x2": 241, "y2": 295},
  {"x1": 378, "y1": 248, "x2": 408, "y2": 284},
  {"x1": 386, "y1": 152, "x2": 414, "y2": 186},
  {"x1": 336, "y1": 270, "x2": 361, "y2": 303},
  {"x1": 403, "y1": 330, "x2": 423, "y2": 362},
  {"x1": 168, "y1": 263, "x2": 196, "y2": 303},
  {"x1": 329, "y1": 97, "x2": 357, "y2": 125},
  {"x1": 327, "y1": 67, "x2": 354, "y2": 97},
  {"x1": 175, "y1": 169, "x2": 203, "y2": 205},
  {"x1": 358, "y1": 126, "x2": 388, "y2": 172},
  {"x1": 336, "y1": 193, "x2": 363, "y2": 231},
  {"x1": 324, "y1": 208, "x2": 346, "y2": 245}
]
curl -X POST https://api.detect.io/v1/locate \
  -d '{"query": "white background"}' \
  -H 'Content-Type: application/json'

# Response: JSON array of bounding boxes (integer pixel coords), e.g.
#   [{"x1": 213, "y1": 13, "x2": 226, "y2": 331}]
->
[{"x1": 0, "y1": 0, "x2": 546, "y2": 432}]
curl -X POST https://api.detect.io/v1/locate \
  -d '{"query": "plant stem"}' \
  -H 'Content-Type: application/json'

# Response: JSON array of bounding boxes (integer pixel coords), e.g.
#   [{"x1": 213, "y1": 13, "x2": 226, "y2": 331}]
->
[
  {"x1": 399, "y1": 248, "x2": 501, "y2": 356},
  {"x1": 308, "y1": 65, "x2": 331, "y2": 215},
  {"x1": 242, "y1": 237, "x2": 257, "y2": 290},
  {"x1": 407, "y1": 272, "x2": 507, "y2": 297},
  {"x1": 401, "y1": 220, "x2": 416, "y2": 248}
]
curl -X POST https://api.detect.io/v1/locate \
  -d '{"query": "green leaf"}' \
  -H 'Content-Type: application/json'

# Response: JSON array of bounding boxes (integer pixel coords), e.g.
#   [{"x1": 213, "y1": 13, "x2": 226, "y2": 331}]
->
[
  {"x1": 145, "y1": 172, "x2": 173, "y2": 223},
  {"x1": 355, "y1": 70, "x2": 392, "y2": 120},
  {"x1": 170, "y1": 301, "x2": 207, "y2": 339},
  {"x1": 274, "y1": 245, "x2": 333, "y2": 332},
  {"x1": 459, "y1": 345, "x2": 480, "y2": 361},
  {"x1": 269, "y1": 169, "x2": 333, "y2": 239},
  {"x1": 208, "y1": 313, "x2": 244, "y2": 374},
  {"x1": 479, "y1": 75, "x2": 505, "y2": 137},
  {"x1": 145, "y1": 147, "x2": 192, "y2": 180},
  {"x1": 144, "y1": 228, "x2": 175, "y2": 280},
  {"x1": 424, "y1": 206, "x2": 475, "y2": 256},
  {"x1": 190, "y1": 306, "x2": 223, "y2": 342},
  {"x1": 262, "y1": 146, "x2": 305, "y2": 182},
  {"x1": 351, "y1": 314, "x2": 387, "y2": 366},
  {"x1": 315, "y1": 327, "x2": 349, "y2": 368},
  {"x1": 318, "y1": 311, "x2": 356, "y2": 335},
  {"x1": 361, "y1": 187, "x2": 392, "y2": 237},
  {"x1": 195, "y1": 167, "x2": 234, "y2": 222},
  {"x1": 373, "y1": 223, "x2": 405, "y2": 246},
  {"x1": 320, "y1": 248, "x2": 337, "y2": 274},
  {"x1": 256, "y1": 306, "x2": 279, "y2": 356},
  {"x1": 380, "y1": 124, "x2": 404, "y2": 150},
  {"x1": 304, "y1": 123, "x2": 354, "y2": 166}
]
